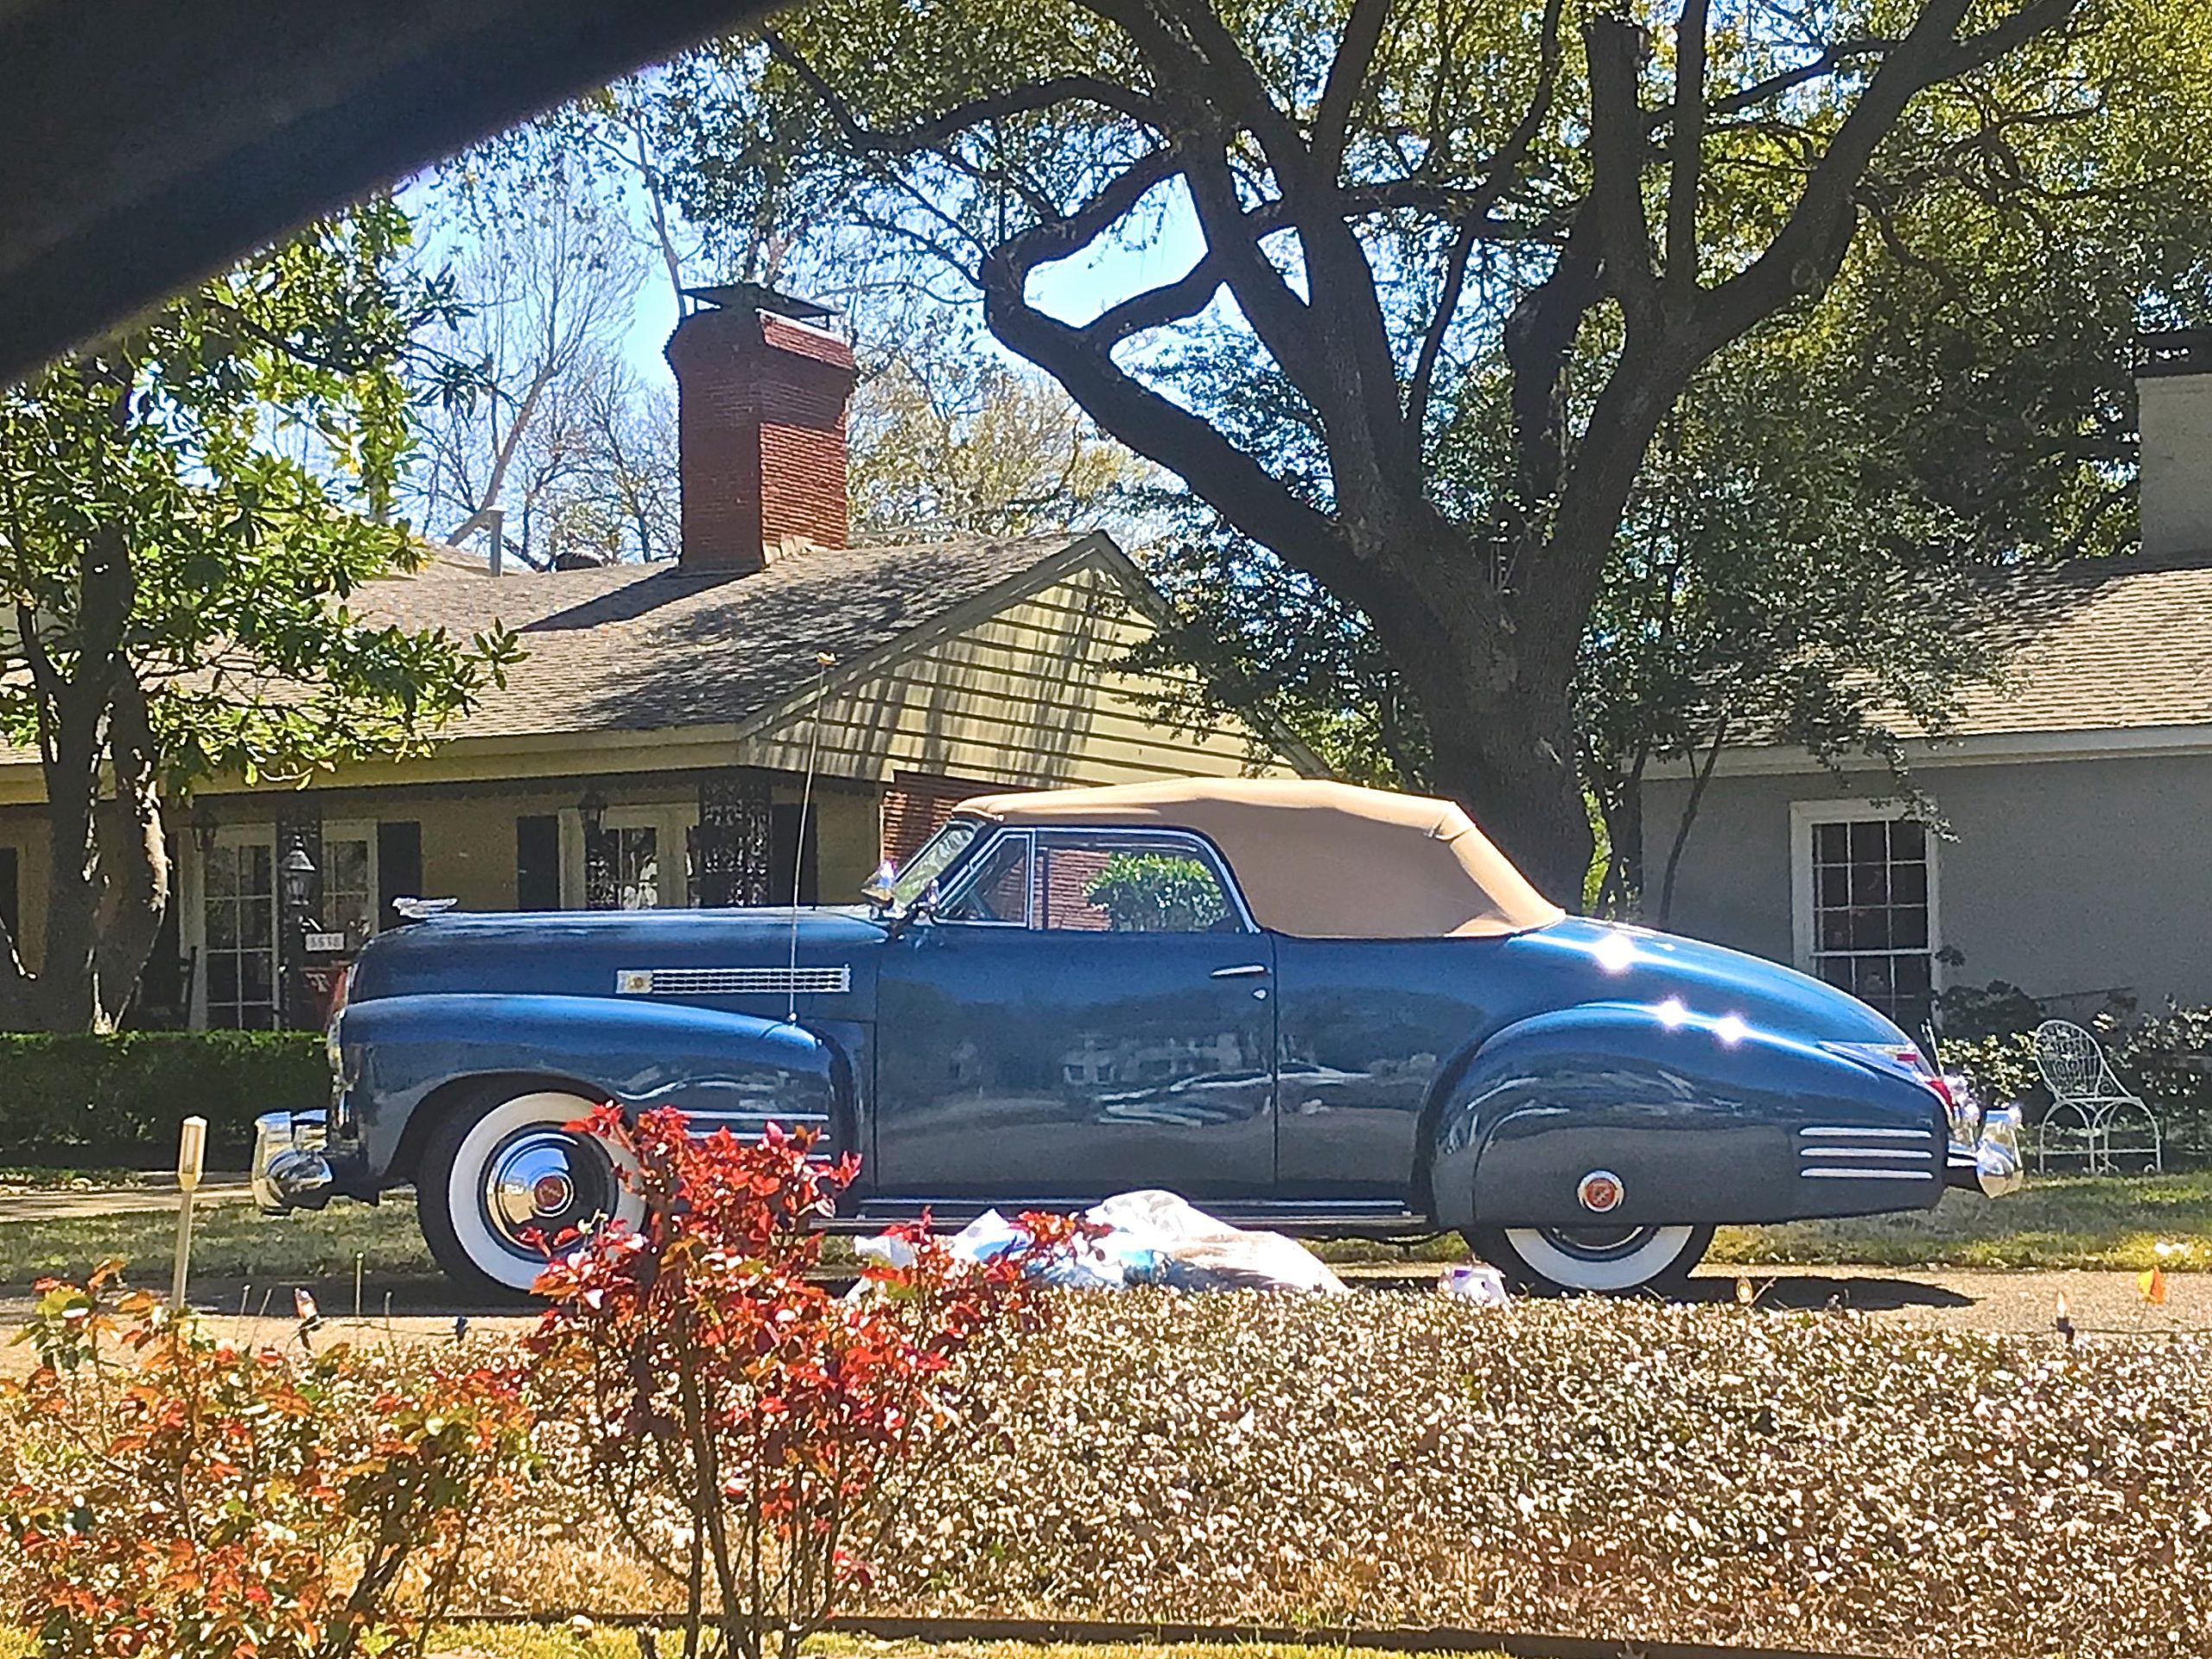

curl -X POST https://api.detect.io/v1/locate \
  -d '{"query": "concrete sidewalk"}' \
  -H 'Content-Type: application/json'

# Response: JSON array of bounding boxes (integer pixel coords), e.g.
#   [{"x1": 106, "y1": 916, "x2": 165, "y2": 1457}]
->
[{"x1": 0, "y1": 1178, "x2": 256, "y2": 1221}]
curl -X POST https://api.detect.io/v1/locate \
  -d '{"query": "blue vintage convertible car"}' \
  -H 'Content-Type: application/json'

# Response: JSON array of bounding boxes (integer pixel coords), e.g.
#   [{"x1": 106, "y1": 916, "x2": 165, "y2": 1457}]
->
[{"x1": 253, "y1": 779, "x2": 2023, "y2": 1296}]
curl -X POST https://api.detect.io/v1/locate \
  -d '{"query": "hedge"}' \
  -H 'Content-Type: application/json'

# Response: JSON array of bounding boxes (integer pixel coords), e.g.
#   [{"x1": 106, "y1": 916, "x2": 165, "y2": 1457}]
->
[{"x1": 0, "y1": 1032, "x2": 328, "y2": 1166}]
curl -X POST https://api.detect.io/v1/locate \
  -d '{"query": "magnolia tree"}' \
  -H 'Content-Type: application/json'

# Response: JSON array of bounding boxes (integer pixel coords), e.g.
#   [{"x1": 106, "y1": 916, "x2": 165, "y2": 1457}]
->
[
  {"x1": 0, "y1": 202, "x2": 519, "y2": 1031},
  {"x1": 528, "y1": 1108, "x2": 1082, "y2": 1659}
]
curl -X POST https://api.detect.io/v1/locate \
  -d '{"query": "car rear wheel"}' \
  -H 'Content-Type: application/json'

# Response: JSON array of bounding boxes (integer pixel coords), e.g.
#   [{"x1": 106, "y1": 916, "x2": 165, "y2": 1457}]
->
[
  {"x1": 1467, "y1": 1223, "x2": 1713, "y2": 1296},
  {"x1": 416, "y1": 1086, "x2": 642, "y2": 1300}
]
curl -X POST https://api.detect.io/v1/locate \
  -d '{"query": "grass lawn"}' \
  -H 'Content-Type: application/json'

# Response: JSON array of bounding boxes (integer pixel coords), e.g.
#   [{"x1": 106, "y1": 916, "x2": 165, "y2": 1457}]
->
[
  {"x1": 1710, "y1": 1171, "x2": 2212, "y2": 1270},
  {"x1": 4, "y1": 1173, "x2": 2209, "y2": 1290},
  {"x1": 0, "y1": 1194, "x2": 435, "y2": 1287}
]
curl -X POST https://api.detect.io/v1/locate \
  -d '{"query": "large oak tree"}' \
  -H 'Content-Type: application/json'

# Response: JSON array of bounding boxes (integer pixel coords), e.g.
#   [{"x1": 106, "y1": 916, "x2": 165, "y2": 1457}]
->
[{"x1": 658, "y1": 0, "x2": 2094, "y2": 898}]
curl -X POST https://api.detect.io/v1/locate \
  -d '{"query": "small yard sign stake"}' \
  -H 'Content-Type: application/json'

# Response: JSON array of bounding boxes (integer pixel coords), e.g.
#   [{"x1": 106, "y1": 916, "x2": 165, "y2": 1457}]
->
[{"x1": 172, "y1": 1116, "x2": 207, "y2": 1310}]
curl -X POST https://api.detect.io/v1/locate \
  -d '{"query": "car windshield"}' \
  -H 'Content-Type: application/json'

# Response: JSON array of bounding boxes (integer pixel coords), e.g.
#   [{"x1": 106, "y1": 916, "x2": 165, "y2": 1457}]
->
[{"x1": 885, "y1": 819, "x2": 980, "y2": 906}]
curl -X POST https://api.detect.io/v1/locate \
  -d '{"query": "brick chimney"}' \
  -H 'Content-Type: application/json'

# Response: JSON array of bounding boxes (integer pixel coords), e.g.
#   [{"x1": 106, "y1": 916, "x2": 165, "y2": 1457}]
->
[{"x1": 664, "y1": 285, "x2": 859, "y2": 575}]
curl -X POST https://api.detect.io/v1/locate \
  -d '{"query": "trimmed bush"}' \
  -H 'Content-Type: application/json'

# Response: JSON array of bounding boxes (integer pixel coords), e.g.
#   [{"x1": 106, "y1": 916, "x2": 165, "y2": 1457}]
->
[{"x1": 0, "y1": 1032, "x2": 327, "y2": 1166}]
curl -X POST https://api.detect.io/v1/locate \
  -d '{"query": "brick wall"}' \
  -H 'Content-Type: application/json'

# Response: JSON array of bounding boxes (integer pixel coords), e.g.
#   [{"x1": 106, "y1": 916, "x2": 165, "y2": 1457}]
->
[
  {"x1": 664, "y1": 305, "x2": 859, "y2": 574},
  {"x1": 880, "y1": 771, "x2": 1017, "y2": 864}
]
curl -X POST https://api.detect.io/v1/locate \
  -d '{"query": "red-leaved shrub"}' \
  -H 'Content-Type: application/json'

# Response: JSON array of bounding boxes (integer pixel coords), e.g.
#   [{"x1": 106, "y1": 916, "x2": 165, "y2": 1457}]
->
[
  {"x1": 526, "y1": 1105, "x2": 1082, "y2": 1659},
  {"x1": 2, "y1": 1261, "x2": 534, "y2": 1658}
]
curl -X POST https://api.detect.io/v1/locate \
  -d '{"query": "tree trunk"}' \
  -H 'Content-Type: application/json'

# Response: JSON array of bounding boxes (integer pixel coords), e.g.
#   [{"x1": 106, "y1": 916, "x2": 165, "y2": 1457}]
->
[
  {"x1": 1424, "y1": 696, "x2": 1592, "y2": 909},
  {"x1": 93, "y1": 667, "x2": 169, "y2": 1027}
]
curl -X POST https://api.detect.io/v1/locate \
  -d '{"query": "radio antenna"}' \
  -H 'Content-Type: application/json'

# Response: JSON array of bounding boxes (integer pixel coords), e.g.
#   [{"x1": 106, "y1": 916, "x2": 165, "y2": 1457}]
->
[{"x1": 787, "y1": 652, "x2": 835, "y2": 1024}]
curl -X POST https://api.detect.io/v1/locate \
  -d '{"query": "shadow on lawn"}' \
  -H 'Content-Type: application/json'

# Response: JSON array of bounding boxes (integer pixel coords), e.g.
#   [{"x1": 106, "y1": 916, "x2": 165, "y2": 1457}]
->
[{"x1": 1676, "y1": 1273, "x2": 1974, "y2": 1313}]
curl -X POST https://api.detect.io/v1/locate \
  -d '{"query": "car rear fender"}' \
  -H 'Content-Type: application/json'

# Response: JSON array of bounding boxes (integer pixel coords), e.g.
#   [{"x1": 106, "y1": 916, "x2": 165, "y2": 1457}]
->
[
  {"x1": 340, "y1": 993, "x2": 843, "y2": 1185},
  {"x1": 1424, "y1": 1001, "x2": 1944, "y2": 1230}
]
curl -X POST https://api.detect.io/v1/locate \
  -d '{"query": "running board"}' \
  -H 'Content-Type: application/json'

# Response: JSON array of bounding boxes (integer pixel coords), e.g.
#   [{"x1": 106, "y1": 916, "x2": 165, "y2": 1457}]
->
[{"x1": 830, "y1": 1198, "x2": 1436, "y2": 1238}]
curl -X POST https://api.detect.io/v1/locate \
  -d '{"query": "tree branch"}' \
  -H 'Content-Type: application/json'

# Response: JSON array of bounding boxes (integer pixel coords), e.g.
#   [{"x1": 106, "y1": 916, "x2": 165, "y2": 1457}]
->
[
  {"x1": 1404, "y1": 0, "x2": 1567, "y2": 442},
  {"x1": 1583, "y1": 13, "x2": 1661, "y2": 333},
  {"x1": 980, "y1": 255, "x2": 1381, "y2": 614},
  {"x1": 1695, "y1": 0, "x2": 2080, "y2": 353},
  {"x1": 1090, "y1": 254, "x2": 1225, "y2": 340},
  {"x1": 1664, "y1": 0, "x2": 1711, "y2": 301},
  {"x1": 760, "y1": 27, "x2": 1163, "y2": 149},
  {"x1": 1311, "y1": 0, "x2": 1392, "y2": 177}
]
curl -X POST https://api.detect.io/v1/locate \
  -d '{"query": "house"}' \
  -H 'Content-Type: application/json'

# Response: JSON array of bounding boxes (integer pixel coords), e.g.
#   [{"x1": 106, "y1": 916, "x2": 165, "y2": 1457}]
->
[
  {"x1": 1643, "y1": 329, "x2": 2212, "y2": 1031},
  {"x1": 0, "y1": 288, "x2": 1320, "y2": 1029}
]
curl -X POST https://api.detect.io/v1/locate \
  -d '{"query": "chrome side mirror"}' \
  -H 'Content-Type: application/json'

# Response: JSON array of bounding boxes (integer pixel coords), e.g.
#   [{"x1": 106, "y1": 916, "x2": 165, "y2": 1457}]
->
[{"x1": 861, "y1": 859, "x2": 897, "y2": 909}]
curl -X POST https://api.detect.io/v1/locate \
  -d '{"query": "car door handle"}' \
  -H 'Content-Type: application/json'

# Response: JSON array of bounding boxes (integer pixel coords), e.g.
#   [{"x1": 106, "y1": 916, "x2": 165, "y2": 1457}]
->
[{"x1": 1210, "y1": 963, "x2": 1270, "y2": 979}]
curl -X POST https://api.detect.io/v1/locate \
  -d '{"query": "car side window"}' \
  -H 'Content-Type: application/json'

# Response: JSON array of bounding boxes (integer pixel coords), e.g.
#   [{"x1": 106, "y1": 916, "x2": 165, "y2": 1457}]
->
[
  {"x1": 938, "y1": 832, "x2": 1031, "y2": 924},
  {"x1": 1033, "y1": 834, "x2": 1243, "y2": 932}
]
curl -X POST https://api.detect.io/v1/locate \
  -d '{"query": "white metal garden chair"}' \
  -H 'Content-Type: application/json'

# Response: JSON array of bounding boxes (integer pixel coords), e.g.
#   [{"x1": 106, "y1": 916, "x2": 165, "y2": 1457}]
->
[{"x1": 2031, "y1": 1020, "x2": 2162, "y2": 1174}]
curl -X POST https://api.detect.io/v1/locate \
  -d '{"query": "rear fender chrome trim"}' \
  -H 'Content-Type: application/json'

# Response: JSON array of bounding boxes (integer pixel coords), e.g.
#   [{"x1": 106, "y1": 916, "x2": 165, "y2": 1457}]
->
[{"x1": 1799, "y1": 1168, "x2": 1936, "y2": 1181}]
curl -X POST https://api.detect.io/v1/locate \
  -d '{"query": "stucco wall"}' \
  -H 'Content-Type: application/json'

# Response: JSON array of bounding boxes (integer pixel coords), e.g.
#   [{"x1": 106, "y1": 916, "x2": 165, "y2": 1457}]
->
[{"x1": 1643, "y1": 751, "x2": 2212, "y2": 1007}]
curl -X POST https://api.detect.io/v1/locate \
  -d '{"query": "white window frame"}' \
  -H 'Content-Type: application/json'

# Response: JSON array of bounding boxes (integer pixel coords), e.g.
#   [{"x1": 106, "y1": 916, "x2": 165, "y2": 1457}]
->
[
  {"x1": 1788, "y1": 798, "x2": 1942, "y2": 994},
  {"x1": 316, "y1": 819, "x2": 380, "y2": 948},
  {"x1": 182, "y1": 823, "x2": 276, "y2": 1031},
  {"x1": 181, "y1": 821, "x2": 384, "y2": 1028},
  {"x1": 559, "y1": 803, "x2": 699, "y2": 909}
]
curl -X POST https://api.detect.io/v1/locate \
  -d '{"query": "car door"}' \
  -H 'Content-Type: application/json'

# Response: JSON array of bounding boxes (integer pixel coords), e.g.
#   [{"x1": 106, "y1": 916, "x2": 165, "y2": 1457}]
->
[{"x1": 873, "y1": 825, "x2": 1276, "y2": 1198}]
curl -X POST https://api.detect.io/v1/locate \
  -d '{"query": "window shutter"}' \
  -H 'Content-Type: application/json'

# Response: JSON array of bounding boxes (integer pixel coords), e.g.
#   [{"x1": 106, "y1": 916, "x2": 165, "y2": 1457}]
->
[
  {"x1": 515, "y1": 816, "x2": 560, "y2": 911},
  {"x1": 377, "y1": 821, "x2": 423, "y2": 928}
]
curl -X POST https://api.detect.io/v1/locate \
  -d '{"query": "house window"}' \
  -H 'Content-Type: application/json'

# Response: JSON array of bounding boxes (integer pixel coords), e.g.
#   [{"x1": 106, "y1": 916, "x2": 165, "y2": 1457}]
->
[
  {"x1": 203, "y1": 834, "x2": 278, "y2": 1030},
  {"x1": 319, "y1": 827, "x2": 377, "y2": 951},
  {"x1": 1795, "y1": 806, "x2": 1936, "y2": 1032},
  {"x1": 592, "y1": 823, "x2": 662, "y2": 910}
]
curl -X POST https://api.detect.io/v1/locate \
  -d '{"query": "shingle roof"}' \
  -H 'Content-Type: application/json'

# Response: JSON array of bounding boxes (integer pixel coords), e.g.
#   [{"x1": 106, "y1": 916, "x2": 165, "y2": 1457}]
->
[
  {"x1": 1933, "y1": 550, "x2": 2212, "y2": 737},
  {"x1": 347, "y1": 533, "x2": 1090, "y2": 743}
]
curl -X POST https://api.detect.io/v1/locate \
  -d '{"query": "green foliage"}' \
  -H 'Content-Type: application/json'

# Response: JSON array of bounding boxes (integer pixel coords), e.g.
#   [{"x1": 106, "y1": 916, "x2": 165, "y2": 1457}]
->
[
  {"x1": 620, "y1": 0, "x2": 2159, "y2": 899},
  {"x1": 0, "y1": 1032, "x2": 327, "y2": 1164},
  {"x1": 0, "y1": 200, "x2": 521, "y2": 1028},
  {"x1": 1082, "y1": 853, "x2": 1230, "y2": 932},
  {"x1": 529, "y1": 1108, "x2": 1082, "y2": 1659},
  {"x1": 1935, "y1": 979, "x2": 2212, "y2": 1161},
  {"x1": 3, "y1": 1262, "x2": 534, "y2": 1658}
]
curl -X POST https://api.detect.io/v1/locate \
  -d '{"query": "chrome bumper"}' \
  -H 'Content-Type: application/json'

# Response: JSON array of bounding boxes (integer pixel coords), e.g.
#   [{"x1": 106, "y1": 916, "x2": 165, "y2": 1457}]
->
[
  {"x1": 1946, "y1": 1103, "x2": 2024, "y2": 1198},
  {"x1": 251, "y1": 1109, "x2": 334, "y2": 1214}
]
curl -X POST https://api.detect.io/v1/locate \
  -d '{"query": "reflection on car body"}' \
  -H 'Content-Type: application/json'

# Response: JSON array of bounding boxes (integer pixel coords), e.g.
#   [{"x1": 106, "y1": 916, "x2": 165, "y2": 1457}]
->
[{"x1": 254, "y1": 779, "x2": 2024, "y2": 1297}]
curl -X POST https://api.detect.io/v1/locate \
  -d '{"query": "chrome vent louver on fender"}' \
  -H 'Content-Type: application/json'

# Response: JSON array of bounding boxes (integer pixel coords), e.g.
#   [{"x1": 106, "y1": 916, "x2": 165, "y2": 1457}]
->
[
  {"x1": 1797, "y1": 1123, "x2": 1938, "y2": 1180},
  {"x1": 616, "y1": 965, "x2": 853, "y2": 996}
]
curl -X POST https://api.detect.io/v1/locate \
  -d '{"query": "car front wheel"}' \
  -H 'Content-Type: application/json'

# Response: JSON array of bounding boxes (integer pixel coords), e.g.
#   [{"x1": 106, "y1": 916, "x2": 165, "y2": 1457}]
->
[
  {"x1": 416, "y1": 1085, "x2": 642, "y2": 1300},
  {"x1": 1468, "y1": 1223, "x2": 1713, "y2": 1296}
]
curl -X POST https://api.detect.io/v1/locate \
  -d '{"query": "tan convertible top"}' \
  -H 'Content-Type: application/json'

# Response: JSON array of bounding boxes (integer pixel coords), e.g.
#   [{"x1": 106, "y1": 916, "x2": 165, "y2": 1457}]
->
[{"x1": 957, "y1": 779, "x2": 1566, "y2": 939}]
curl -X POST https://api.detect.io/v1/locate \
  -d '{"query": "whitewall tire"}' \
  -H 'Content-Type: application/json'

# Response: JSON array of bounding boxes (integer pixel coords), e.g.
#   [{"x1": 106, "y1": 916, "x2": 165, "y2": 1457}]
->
[
  {"x1": 416, "y1": 1087, "x2": 643, "y2": 1300},
  {"x1": 1469, "y1": 1223, "x2": 1713, "y2": 1296}
]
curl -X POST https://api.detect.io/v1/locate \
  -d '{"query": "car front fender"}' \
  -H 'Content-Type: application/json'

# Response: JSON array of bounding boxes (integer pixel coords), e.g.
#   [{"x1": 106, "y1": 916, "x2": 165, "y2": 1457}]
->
[
  {"x1": 1425, "y1": 1001, "x2": 1944, "y2": 1231},
  {"x1": 339, "y1": 993, "x2": 844, "y2": 1184}
]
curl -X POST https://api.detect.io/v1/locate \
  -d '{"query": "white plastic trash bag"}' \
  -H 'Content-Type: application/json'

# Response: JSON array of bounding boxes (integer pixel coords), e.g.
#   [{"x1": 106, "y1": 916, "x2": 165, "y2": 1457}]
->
[
  {"x1": 1437, "y1": 1262, "x2": 1510, "y2": 1305},
  {"x1": 855, "y1": 1208, "x2": 1141, "y2": 1290},
  {"x1": 1082, "y1": 1189, "x2": 1349, "y2": 1294},
  {"x1": 856, "y1": 1190, "x2": 1350, "y2": 1294}
]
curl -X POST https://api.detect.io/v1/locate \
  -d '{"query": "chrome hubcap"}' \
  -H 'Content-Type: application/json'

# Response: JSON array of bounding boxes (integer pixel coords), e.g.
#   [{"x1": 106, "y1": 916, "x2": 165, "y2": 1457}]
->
[
  {"x1": 484, "y1": 1129, "x2": 606, "y2": 1253},
  {"x1": 1540, "y1": 1224, "x2": 1661, "y2": 1262}
]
